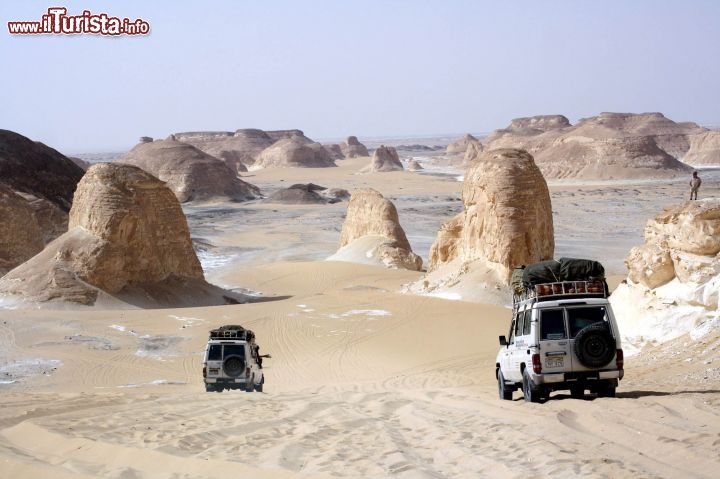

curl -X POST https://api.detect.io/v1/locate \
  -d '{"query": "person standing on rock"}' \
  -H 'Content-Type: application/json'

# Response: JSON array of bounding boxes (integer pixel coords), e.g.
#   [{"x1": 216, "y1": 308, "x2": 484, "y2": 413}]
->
[{"x1": 690, "y1": 171, "x2": 702, "y2": 200}]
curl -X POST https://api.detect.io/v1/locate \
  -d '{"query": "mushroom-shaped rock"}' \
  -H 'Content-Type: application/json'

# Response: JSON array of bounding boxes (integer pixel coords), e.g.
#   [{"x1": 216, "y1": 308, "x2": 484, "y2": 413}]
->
[
  {"x1": 118, "y1": 136, "x2": 260, "y2": 202},
  {"x1": 0, "y1": 164, "x2": 242, "y2": 307},
  {"x1": 340, "y1": 136, "x2": 369, "y2": 158},
  {"x1": 330, "y1": 188, "x2": 422, "y2": 270},
  {"x1": 365, "y1": 146, "x2": 404, "y2": 172}
]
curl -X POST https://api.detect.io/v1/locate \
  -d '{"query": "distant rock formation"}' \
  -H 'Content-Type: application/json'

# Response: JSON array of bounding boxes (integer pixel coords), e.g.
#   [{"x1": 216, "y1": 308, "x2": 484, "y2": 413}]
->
[
  {"x1": 446, "y1": 134, "x2": 482, "y2": 155},
  {"x1": 266, "y1": 183, "x2": 329, "y2": 204},
  {"x1": 255, "y1": 137, "x2": 336, "y2": 168},
  {"x1": 323, "y1": 143, "x2": 345, "y2": 160},
  {"x1": 330, "y1": 188, "x2": 422, "y2": 270},
  {"x1": 340, "y1": 136, "x2": 369, "y2": 158},
  {"x1": 0, "y1": 129, "x2": 85, "y2": 211},
  {"x1": 0, "y1": 185, "x2": 44, "y2": 275},
  {"x1": 118, "y1": 136, "x2": 260, "y2": 202},
  {"x1": 364, "y1": 145, "x2": 404, "y2": 172},
  {"x1": 684, "y1": 131, "x2": 720, "y2": 165},
  {"x1": 611, "y1": 199, "x2": 720, "y2": 348},
  {"x1": 484, "y1": 113, "x2": 702, "y2": 179},
  {"x1": 0, "y1": 164, "x2": 243, "y2": 307},
  {"x1": 69, "y1": 156, "x2": 91, "y2": 170},
  {"x1": 407, "y1": 159, "x2": 423, "y2": 171}
]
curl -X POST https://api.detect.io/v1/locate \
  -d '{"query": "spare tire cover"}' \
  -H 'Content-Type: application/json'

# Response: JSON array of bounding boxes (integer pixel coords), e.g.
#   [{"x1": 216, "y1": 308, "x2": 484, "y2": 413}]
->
[
  {"x1": 223, "y1": 355, "x2": 246, "y2": 378},
  {"x1": 574, "y1": 322, "x2": 616, "y2": 368}
]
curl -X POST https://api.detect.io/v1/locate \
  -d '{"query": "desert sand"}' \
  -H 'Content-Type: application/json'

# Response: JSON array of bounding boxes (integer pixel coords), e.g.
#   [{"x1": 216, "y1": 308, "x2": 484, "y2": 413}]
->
[{"x1": 1, "y1": 156, "x2": 719, "y2": 478}]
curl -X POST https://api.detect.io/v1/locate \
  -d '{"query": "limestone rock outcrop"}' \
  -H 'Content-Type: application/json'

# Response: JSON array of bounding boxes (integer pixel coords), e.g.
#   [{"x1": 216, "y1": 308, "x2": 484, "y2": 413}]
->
[
  {"x1": 684, "y1": 131, "x2": 720, "y2": 166},
  {"x1": 0, "y1": 129, "x2": 85, "y2": 211},
  {"x1": 267, "y1": 183, "x2": 331, "y2": 204},
  {"x1": 365, "y1": 146, "x2": 403, "y2": 172},
  {"x1": 255, "y1": 137, "x2": 336, "y2": 168},
  {"x1": 323, "y1": 144, "x2": 345, "y2": 160},
  {"x1": 428, "y1": 148, "x2": 554, "y2": 280},
  {"x1": 340, "y1": 136, "x2": 369, "y2": 158},
  {"x1": 0, "y1": 185, "x2": 45, "y2": 275},
  {"x1": 611, "y1": 199, "x2": 720, "y2": 347},
  {"x1": 330, "y1": 188, "x2": 422, "y2": 270},
  {"x1": 446, "y1": 134, "x2": 482, "y2": 156},
  {"x1": 484, "y1": 113, "x2": 702, "y2": 179},
  {"x1": 118, "y1": 136, "x2": 260, "y2": 202},
  {"x1": 0, "y1": 164, "x2": 242, "y2": 307}
]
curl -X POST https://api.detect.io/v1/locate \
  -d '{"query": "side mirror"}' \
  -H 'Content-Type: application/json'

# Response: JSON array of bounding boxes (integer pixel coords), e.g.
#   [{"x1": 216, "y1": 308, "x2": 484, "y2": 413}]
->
[{"x1": 499, "y1": 335, "x2": 508, "y2": 346}]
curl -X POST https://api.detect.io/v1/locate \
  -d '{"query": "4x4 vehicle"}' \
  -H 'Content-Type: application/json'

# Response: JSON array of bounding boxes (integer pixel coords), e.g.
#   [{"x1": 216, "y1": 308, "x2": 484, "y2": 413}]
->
[
  {"x1": 496, "y1": 259, "x2": 624, "y2": 402},
  {"x1": 202, "y1": 325, "x2": 265, "y2": 392}
]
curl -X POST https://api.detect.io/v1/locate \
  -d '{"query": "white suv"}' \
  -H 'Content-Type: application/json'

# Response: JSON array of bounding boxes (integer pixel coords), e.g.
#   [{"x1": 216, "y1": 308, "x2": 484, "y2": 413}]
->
[
  {"x1": 496, "y1": 279, "x2": 624, "y2": 402},
  {"x1": 202, "y1": 325, "x2": 265, "y2": 392}
]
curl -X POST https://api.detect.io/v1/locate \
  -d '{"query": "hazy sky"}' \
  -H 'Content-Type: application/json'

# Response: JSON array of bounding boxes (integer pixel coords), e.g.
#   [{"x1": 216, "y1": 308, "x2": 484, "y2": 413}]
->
[{"x1": 2, "y1": 0, "x2": 719, "y2": 153}]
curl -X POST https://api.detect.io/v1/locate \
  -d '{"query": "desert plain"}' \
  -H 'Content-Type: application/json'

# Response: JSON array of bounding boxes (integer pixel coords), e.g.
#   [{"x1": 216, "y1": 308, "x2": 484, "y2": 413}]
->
[{"x1": 1, "y1": 155, "x2": 719, "y2": 479}]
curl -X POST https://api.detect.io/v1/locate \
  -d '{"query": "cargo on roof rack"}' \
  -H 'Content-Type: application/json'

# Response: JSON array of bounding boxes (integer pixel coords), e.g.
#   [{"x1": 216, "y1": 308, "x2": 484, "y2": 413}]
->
[
  {"x1": 209, "y1": 325, "x2": 255, "y2": 341},
  {"x1": 513, "y1": 279, "x2": 608, "y2": 304}
]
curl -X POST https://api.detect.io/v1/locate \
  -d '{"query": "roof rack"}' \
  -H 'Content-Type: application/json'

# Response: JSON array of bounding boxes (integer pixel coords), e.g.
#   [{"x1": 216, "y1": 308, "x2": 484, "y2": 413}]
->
[
  {"x1": 209, "y1": 325, "x2": 255, "y2": 341},
  {"x1": 513, "y1": 279, "x2": 607, "y2": 305}
]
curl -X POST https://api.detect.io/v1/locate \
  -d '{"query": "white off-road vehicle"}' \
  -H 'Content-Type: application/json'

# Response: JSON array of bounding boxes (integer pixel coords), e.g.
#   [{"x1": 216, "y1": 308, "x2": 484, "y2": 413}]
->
[
  {"x1": 202, "y1": 325, "x2": 266, "y2": 392},
  {"x1": 496, "y1": 259, "x2": 624, "y2": 402}
]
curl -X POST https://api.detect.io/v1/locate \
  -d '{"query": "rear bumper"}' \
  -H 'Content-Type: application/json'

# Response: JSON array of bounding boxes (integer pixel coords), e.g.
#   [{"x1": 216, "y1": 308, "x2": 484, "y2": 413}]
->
[
  {"x1": 533, "y1": 369, "x2": 623, "y2": 385},
  {"x1": 205, "y1": 378, "x2": 249, "y2": 384}
]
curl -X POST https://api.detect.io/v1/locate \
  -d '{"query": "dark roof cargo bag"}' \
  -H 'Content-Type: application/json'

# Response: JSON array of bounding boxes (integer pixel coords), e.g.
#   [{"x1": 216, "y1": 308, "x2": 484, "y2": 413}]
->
[
  {"x1": 209, "y1": 324, "x2": 255, "y2": 341},
  {"x1": 557, "y1": 257, "x2": 605, "y2": 281},
  {"x1": 522, "y1": 259, "x2": 561, "y2": 286}
]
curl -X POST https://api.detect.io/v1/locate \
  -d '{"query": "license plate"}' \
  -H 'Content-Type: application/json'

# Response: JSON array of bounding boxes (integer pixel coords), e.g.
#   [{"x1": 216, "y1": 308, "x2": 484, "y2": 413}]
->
[{"x1": 546, "y1": 357, "x2": 563, "y2": 368}]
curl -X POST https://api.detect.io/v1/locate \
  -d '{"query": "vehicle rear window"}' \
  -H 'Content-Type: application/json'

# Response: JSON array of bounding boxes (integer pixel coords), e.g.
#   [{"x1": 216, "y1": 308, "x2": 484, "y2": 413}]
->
[
  {"x1": 223, "y1": 344, "x2": 246, "y2": 358},
  {"x1": 207, "y1": 344, "x2": 222, "y2": 360},
  {"x1": 540, "y1": 309, "x2": 566, "y2": 340},
  {"x1": 568, "y1": 307, "x2": 607, "y2": 338}
]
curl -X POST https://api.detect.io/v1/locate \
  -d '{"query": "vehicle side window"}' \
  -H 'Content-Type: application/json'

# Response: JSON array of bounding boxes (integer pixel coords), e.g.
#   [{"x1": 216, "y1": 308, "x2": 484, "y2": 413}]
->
[
  {"x1": 514, "y1": 311, "x2": 524, "y2": 337},
  {"x1": 540, "y1": 309, "x2": 566, "y2": 340},
  {"x1": 522, "y1": 309, "x2": 532, "y2": 336},
  {"x1": 568, "y1": 307, "x2": 607, "y2": 338},
  {"x1": 508, "y1": 318, "x2": 516, "y2": 344},
  {"x1": 223, "y1": 344, "x2": 245, "y2": 358},
  {"x1": 208, "y1": 344, "x2": 222, "y2": 360}
]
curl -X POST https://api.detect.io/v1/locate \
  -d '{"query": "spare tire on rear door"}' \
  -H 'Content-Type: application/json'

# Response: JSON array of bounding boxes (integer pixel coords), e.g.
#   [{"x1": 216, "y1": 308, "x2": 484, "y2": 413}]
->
[
  {"x1": 574, "y1": 322, "x2": 616, "y2": 368},
  {"x1": 223, "y1": 355, "x2": 246, "y2": 378}
]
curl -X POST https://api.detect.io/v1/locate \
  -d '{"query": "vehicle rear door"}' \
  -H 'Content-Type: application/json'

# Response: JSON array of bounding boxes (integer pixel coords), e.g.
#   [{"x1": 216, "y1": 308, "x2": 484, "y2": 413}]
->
[{"x1": 537, "y1": 307, "x2": 572, "y2": 374}]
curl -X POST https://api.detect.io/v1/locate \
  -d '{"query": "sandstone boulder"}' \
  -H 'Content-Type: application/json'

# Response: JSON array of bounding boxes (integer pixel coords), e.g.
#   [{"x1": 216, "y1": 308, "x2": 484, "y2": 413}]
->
[
  {"x1": 331, "y1": 188, "x2": 422, "y2": 270},
  {"x1": 0, "y1": 129, "x2": 85, "y2": 211},
  {"x1": 340, "y1": 136, "x2": 369, "y2": 158},
  {"x1": 684, "y1": 131, "x2": 720, "y2": 166},
  {"x1": 255, "y1": 137, "x2": 336, "y2": 168},
  {"x1": 365, "y1": 146, "x2": 403, "y2": 172},
  {"x1": 118, "y1": 136, "x2": 260, "y2": 202},
  {"x1": 0, "y1": 164, "x2": 243, "y2": 307},
  {"x1": 446, "y1": 134, "x2": 482, "y2": 155},
  {"x1": 611, "y1": 198, "x2": 720, "y2": 347},
  {"x1": 0, "y1": 185, "x2": 45, "y2": 275}
]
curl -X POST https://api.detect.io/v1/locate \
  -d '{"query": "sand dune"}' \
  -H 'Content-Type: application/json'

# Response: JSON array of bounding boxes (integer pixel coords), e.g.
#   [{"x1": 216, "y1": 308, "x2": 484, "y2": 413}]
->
[{"x1": 1, "y1": 157, "x2": 719, "y2": 478}]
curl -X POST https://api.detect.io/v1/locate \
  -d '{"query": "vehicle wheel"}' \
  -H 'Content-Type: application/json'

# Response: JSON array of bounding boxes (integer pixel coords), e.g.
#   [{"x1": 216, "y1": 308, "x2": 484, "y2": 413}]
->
[
  {"x1": 574, "y1": 322, "x2": 616, "y2": 368},
  {"x1": 245, "y1": 374, "x2": 255, "y2": 392},
  {"x1": 222, "y1": 355, "x2": 246, "y2": 378},
  {"x1": 497, "y1": 370, "x2": 513, "y2": 400},
  {"x1": 205, "y1": 384, "x2": 216, "y2": 392},
  {"x1": 255, "y1": 376, "x2": 264, "y2": 392},
  {"x1": 570, "y1": 387, "x2": 584, "y2": 399},
  {"x1": 522, "y1": 369, "x2": 541, "y2": 403},
  {"x1": 597, "y1": 385, "x2": 616, "y2": 398}
]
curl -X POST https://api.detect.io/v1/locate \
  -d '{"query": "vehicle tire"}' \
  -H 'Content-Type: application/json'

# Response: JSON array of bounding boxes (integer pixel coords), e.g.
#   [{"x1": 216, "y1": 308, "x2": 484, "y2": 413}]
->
[
  {"x1": 222, "y1": 355, "x2": 246, "y2": 378},
  {"x1": 597, "y1": 385, "x2": 616, "y2": 398},
  {"x1": 574, "y1": 322, "x2": 616, "y2": 368},
  {"x1": 255, "y1": 376, "x2": 264, "y2": 392},
  {"x1": 497, "y1": 370, "x2": 513, "y2": 400},
  {"x1": 522, "y1": 369, "x2": 541, "y2": 403},
  {"x1": 570, "y1": 387, "x2": 584, "y2": 399},
  {"x1": 245, "y1": 374, "x2": 255, "y2": 392},
  {"x1": 205, "y1": 383, "x2": 216, "y2": 392}
]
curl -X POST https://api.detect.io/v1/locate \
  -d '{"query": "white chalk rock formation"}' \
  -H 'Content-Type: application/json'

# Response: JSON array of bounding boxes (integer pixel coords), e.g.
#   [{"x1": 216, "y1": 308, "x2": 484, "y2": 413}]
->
[
  {"x1": 406, "y1": 148, "x2": 554, "y2": 304},
  {"x1": 340, "y1": 136, "x2": 369, "y2": 158},
  {"x1": 255, "y1": 137, "x2": 336, "y2": 168},
  {"x1": 0, "y1": 164, "x2": 242, "y2": 307},
  {"x1": 329, "y1": 188, "x2": 422, "y2": 270},
  {"x1": 118, "y1": 136, "x2": 260, "y2": 202},
  {"x1": 684, "y1": 131, "x2": 720, "y2": 166},
  {"x1": 446, "y1": 133, "x2": 482, "y2": 156},
  {"x1": 364, "y1": 146, "x2": 404, "y2": 172},
  {"x1": 611, "y1": 199, "x2": 720, "y2": 351}
]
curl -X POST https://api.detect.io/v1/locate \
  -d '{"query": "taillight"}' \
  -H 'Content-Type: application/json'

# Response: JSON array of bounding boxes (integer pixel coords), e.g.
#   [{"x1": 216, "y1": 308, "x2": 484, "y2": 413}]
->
[
  {"x1": 203, "y1": 366, "x2": 207, "y2": 378},
  {"x1": 532, "y1": 354, "x2": 542, "y2": 374},
  {"x1": 616, "y1": 349, "x2": 624, "y2": 370}
]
